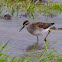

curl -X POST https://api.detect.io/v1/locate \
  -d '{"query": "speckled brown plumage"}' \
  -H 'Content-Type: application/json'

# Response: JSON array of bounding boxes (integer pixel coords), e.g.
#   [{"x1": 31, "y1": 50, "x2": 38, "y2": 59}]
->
[
  {"x1": 31, "y1": 22, "x2": 54, "y2": 29},
  {"x1": 19, "y1": 20, "x2": 55, "y2": 44}
]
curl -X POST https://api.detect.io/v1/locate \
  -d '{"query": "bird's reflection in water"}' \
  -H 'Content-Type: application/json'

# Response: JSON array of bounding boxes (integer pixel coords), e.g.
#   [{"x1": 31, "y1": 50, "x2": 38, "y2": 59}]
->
[{"x1": 26, "y1": 42, "x2": 45, "y2": 52}]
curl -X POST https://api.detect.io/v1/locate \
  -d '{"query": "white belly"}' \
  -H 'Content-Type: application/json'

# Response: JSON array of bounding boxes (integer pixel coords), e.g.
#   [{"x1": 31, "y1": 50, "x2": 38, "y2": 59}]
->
[{"x1": 34, "y1": 28, "x2": 50, "y2": 36}]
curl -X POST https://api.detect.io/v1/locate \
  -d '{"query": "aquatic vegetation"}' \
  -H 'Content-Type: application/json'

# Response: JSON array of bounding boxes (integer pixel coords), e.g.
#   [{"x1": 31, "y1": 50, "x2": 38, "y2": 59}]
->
[
  {"x1": 0, "y1": 0, "x2": 62, "y2": 62},
  {"x1": 0, "y1": 41, "x2": 62, "y2": 62},
  {"x1": 0, "y1": 0, "x2": 62, "y2": 19}
]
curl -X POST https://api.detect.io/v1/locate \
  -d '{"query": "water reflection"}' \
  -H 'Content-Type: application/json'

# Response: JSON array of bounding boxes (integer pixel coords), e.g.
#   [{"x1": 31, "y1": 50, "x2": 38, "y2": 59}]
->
[
  {"x1": 0, "y1": 4, "x2": 62, "y2": 57},
  {"x1": 26, "y1": 43, "x2": 44, "y2": 52}
]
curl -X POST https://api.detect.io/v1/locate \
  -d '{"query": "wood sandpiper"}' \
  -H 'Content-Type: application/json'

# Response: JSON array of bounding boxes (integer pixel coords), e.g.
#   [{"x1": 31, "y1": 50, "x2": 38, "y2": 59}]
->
[{"x1": 19, "y1": 20, "x2": 54, "y2": 44}]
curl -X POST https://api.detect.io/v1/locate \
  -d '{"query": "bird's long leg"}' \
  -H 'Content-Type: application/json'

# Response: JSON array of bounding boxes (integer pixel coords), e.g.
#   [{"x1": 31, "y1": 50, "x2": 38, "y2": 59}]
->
[
  {"x1": 36, "y1": 36, "x2": 39, "y2": 44},
  {"x1": 44, "y1": 30, "x2": 51, "y2": 42}
]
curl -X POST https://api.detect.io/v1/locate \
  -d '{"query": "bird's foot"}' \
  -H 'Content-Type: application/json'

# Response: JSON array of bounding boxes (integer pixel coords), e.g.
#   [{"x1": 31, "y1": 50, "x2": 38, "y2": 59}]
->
[
  {"x1": 44, "y1": 38, "x2": 47, "y2": 42},
  {"x1": 35, "y1": 42, "x2": 39, "y2": 45}
]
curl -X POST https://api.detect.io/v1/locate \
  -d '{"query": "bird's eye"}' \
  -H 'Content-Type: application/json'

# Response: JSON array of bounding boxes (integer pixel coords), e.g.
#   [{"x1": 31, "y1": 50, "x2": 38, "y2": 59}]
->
[{"x1": 25, "y1": 24, "x2": 27, "y2": 25}]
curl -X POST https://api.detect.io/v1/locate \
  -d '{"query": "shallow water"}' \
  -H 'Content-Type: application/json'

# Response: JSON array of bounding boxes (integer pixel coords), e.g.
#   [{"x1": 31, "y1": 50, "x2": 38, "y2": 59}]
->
[
  {"x1": 0, "y1": 12, "x2": 62, "y2": 57},
  {"x1": 0, "y1": 0, "x2": 62, "y2": 57},
  {"x1": 53, "y1": 0, "x2": 62, "y2": 2}
]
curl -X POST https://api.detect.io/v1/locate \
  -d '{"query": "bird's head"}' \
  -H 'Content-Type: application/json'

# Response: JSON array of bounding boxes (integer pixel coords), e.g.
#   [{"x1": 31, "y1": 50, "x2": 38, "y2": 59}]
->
[{"x1": 19, "y1": 20, "x2": 29, "y2": 32}]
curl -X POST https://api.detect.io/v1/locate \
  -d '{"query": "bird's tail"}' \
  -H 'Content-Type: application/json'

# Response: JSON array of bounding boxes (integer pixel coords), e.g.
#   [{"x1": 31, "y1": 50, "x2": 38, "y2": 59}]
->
[
  {"x1": 51, "y1": 23, "x2": 54, "y2": 25},
  {"x1": 49, "y1": 23, "x2": 55, "y2": 26}
]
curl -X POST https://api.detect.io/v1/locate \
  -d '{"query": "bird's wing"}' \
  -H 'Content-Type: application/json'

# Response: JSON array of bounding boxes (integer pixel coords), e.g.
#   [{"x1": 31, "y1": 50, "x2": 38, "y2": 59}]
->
[{"x1": 33, "y1": 22, "x2": 54, "y2": 29}]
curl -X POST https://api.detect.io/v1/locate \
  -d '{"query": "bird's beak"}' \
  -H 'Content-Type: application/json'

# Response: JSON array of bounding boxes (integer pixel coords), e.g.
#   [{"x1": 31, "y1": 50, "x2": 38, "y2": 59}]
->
[{"x1": 19, "y1": 25, "x2": 25, "y2": 32}]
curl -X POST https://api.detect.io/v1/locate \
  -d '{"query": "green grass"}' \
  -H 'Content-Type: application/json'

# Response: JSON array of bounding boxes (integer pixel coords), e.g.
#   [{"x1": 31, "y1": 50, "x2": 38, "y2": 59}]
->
[
  {"x1": 0, "y1": 0, "x2": 62, "y2": 19},
  {"x1": 0, "y1": 40, "x2": 62, "y2": 62},
  {"x1": 0, "y1": 0, "x2": 62, "y2": 62}
]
